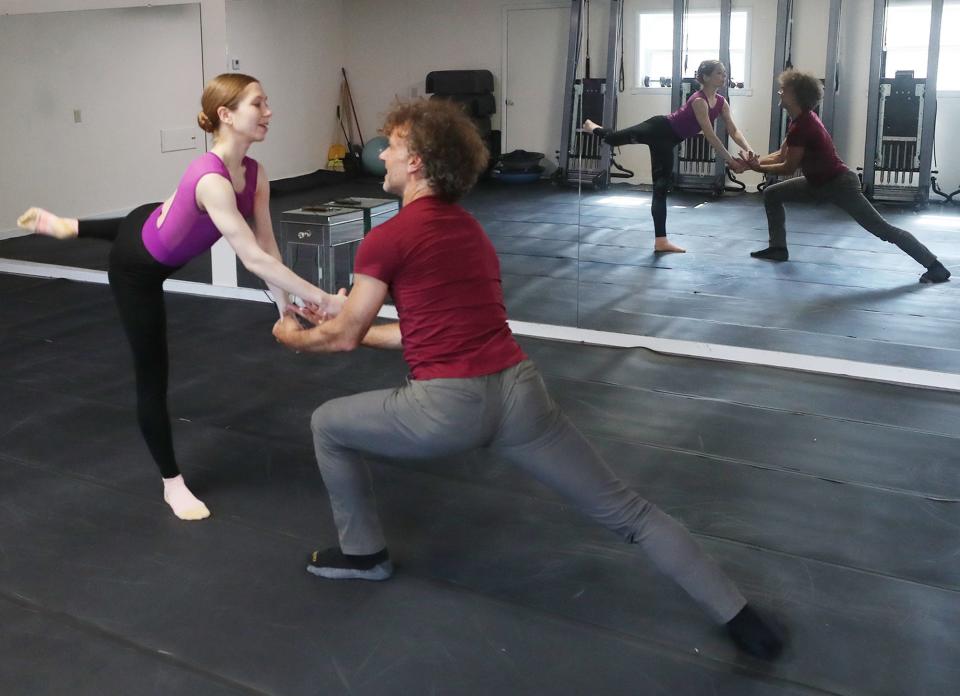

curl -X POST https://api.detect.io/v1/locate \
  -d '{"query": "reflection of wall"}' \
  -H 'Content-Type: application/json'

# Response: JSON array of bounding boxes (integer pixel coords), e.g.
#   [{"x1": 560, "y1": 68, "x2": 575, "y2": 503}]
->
[
  {"x1": 0, "y1": 4, "x2": 204, "y2": 224},
  {"x1": 834, "y1": 0, "x2": 960, "y2": 199},
  {"x1": 225, "y1": 0, "x2": 343, "y2": 179}
]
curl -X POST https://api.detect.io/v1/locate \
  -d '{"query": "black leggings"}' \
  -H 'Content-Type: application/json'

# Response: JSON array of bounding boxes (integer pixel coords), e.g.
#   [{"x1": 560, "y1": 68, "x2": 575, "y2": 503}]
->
[
  {"x1": 79, "y1": 204, "x2": 182, "y2": 478},
  {"x1": 599, "y1": 116, "x2": 682, "y2": 237}
]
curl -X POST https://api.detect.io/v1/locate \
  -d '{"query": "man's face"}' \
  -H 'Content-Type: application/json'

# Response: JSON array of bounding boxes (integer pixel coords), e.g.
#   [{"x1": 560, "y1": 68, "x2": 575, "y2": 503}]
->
[
  {"x1": 380, "y1": 129, "x2": 414, "y2": 196},
  {"x1": 779, "y1": 85, "x2": 797, "y2": 111}
]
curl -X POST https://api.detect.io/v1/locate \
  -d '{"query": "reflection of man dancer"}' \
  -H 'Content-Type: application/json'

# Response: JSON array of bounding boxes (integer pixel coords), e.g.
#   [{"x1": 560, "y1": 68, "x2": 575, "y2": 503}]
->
[
  {"x1": 274, "y1": 98, "x2": 784, "y2": 660},
  {"x1": 583, "y1": 60, "x2": 753, "y2": 253},
  {"x1": 747, "y1": 69, "x2": 950, "y2": 283}
]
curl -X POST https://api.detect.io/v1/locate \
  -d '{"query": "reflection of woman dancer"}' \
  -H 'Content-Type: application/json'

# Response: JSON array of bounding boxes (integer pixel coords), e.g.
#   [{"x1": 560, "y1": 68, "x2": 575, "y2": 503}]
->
[
  {"x1": 583, "y1": 60, "x2": 752, "y2": 253},
  {"x1": 17, "y1": 74, "x2": 336, "y2": 520},
  {"x1": 746, "y1": 69, "x2": 950, "y2": 283}
]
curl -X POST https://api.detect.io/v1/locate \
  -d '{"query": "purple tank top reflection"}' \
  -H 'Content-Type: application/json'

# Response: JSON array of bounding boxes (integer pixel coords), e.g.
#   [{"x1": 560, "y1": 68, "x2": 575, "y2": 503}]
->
[
  {"x1": 140, "y1": 152, "x2": 258, "y2": 267},
  {"x1": 666, "y1": 90, "x2": 726, "y2": 139}
]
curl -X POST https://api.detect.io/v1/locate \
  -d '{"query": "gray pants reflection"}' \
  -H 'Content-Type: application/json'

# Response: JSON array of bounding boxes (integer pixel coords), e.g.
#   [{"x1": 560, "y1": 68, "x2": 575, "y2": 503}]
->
[
  {"x1": 764, "y1": 170, "x2": 937, "y2": 267},
  {"x1": 311, "y1": 359, "x2": 746, "y2": 623}
]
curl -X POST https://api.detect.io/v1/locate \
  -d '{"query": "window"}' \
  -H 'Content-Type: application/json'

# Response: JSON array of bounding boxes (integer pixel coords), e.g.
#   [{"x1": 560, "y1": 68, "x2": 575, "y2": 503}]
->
[
  {"x1": 884, "y1": 1, "x2": 960, "y2": 90},
  {"x1": 636, "y1": 10, "x2": 750, "y2": 89}
]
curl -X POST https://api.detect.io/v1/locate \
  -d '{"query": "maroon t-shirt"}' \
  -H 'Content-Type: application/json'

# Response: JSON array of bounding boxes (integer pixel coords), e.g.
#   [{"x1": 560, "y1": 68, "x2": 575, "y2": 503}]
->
[
  {"x1": 784, "y1": 110, "x2": 848, "y2": 186},
  {"x1": 353, "y1": 196, "x2": 526, "y2": 380}
]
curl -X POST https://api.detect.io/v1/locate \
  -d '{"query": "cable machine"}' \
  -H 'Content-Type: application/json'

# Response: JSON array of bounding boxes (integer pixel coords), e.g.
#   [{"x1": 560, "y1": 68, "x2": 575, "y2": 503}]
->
[
  {"x1": 862, "y1": 0, "x2": 943, "y2": 206},
  {"x1": 670, "y1": 0, "x2": 733, "y2": 196},
  {"x1": 558, "y1": 0, "x2": 629, "y2": 189}
]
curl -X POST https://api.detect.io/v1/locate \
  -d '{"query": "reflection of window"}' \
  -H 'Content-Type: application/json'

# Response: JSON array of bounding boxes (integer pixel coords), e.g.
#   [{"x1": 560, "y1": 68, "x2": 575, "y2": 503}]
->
[
  {"x1": 884, "y1": 1, "x2": 960, "y2": 90},
  {"x1": 636, "y1": 10, "x2": 749, "y2": 88}
]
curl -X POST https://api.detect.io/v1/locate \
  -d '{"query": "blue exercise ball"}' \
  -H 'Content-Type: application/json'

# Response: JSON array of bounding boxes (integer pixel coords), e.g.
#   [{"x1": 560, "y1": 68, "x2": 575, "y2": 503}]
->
[{"x1": 362, "y1": 136, "x2": 389, "y2": 176}]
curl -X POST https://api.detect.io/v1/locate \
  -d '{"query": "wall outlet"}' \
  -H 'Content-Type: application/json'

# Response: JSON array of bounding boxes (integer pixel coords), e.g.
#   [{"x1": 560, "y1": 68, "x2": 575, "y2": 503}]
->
[
  {"x1": 231, "y1": 57, "x2": 240, "y2": 70},
  {"x1": 73, "y1": 109, "x2": 81, "y2": 123}
]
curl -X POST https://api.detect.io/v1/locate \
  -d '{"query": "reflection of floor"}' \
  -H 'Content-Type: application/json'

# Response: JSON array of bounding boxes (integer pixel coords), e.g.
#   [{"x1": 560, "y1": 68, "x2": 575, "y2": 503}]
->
[
  {"x1": 469, "y1": 182, "x2": 960, "y2": 373},
  {"x1": 2, "y1": 273, "x2": 958, "y2": 694},
  {"x1": 4, "y1": 179, "x2": 960, "y2": 372}
]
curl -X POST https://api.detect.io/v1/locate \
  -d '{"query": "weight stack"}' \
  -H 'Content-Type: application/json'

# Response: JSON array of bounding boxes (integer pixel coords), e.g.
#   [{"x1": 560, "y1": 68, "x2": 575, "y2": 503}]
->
[{"x1": 425, "y1": 70, "x2": 497, "y2": 171}]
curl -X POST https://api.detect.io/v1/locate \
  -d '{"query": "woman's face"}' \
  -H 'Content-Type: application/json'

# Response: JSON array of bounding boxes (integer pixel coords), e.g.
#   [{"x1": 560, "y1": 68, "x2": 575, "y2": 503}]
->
[
  {"x1": 704, "y1": 65, "x2": 727, "y2": 89},
  {"x1": 221, "y1": 82, "x2": 272, "y2": 141}
]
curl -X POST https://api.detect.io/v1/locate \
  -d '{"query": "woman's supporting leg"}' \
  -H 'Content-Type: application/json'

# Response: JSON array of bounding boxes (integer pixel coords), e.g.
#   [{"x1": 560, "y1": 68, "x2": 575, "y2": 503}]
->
[
  {"x1": 599, "y1": 117, "x2": 684, "y2": 251},
  {"x1": 650, "y1": 141, "x2": 683, "y2": 252},
  {"x1": 107, "y1": 208, "x2": 208, "y2": 520}
]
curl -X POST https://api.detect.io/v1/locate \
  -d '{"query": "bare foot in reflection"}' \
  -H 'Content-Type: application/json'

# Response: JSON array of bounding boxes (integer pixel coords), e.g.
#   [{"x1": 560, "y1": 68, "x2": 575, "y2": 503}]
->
[{"x1": 654, "y1": 238, "x2": 686, "y2": 253}]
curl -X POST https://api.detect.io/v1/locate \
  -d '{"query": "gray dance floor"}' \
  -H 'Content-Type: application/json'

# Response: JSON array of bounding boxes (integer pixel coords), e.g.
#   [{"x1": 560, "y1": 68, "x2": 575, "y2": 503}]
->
[{"x1": 0, "y1": 272, "x2": 958, "y2": 694}]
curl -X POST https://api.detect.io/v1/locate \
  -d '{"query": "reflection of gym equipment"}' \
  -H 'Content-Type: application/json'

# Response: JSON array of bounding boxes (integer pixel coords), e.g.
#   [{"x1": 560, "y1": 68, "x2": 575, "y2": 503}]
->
[
  {"x1": 863, "y1": 0, "x2": 944, "y2": 206},
  {"x1": 669, "y1": 0, "x2": 733, "y2": 196},
  {"x1": 558, "y1": 0, "x2": 628, "y2": 189},
  {"x1": 762, "y1": 0, "x2": 841, "y2": 190}
]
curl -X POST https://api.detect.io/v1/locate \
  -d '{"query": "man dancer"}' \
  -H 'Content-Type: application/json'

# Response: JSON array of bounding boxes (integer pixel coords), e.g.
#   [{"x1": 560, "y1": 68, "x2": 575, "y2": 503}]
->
[
  {"x1": 273, "y1": 99, "x2": 784, "y2": 660},
  {"x1": 747, "y1": 69, "x2": 950, "y2": 284}
]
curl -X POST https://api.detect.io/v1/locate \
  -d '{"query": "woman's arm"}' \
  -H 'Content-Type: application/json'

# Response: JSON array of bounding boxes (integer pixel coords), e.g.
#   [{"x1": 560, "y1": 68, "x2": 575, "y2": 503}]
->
[
  {"x1": 720, "y1": 102, "x2": 753, "y2": 156},
  {"x1": 249, "y1": 165, "x2": 289, "y2": 315},
  {"x1": 692, "y1": 99, "x2": 736, "y2": 164},
  {"x1": 196, "y1": 173, "x2": 336, "y2": 313}
]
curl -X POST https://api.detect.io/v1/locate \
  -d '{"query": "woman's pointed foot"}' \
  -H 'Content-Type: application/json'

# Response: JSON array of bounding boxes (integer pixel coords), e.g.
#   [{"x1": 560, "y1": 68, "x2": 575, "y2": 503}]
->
[{"x1": 16, "y1": 208, "x2": 78, "y2": 239}]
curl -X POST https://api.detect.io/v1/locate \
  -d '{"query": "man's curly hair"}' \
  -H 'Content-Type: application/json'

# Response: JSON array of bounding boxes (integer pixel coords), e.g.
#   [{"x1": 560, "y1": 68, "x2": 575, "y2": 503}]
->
[
  {"x1": 382, "y1": 98, "x2": 490, "y2": 201},
  {"x1": 779, "y1": 69, "x2": 823, "y2": 111}
]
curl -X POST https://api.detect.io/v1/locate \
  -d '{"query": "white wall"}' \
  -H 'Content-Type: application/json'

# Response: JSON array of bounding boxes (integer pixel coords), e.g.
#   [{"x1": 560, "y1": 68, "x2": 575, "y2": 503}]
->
[
  {"x1": 225, "y1": 0, "x2": 343, "y2": 179},
  {"x1": 0, "y1": 4, "x2": 205, "y2": 224},
  {"x1": 0, "y1": 0, "x2": 344, "y2": 233}
]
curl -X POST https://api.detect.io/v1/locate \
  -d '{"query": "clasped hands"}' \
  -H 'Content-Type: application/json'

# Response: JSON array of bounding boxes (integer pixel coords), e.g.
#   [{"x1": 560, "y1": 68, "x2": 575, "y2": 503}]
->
[
  {"x1": 728, "y1": 150, "x2": 761, "y2": 174},
  {"x1": 272, "y1": 288, "x2": 347, "y2": 349}
]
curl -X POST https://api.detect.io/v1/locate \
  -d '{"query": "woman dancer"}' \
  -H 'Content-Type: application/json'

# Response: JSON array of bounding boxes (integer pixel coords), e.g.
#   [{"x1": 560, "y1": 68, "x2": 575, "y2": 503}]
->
[
  {"x1": 17, "y1": 74, "x2": 338, "y2": 520},
  {"x1": 583, "y1": 60, "x2": 752, "y2": 253}
]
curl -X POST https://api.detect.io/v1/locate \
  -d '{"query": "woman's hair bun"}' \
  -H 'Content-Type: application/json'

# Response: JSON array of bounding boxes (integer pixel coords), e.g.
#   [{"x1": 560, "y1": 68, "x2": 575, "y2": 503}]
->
[{"x1": 197, "y1": 111, "x2": 216, "y2": 133}]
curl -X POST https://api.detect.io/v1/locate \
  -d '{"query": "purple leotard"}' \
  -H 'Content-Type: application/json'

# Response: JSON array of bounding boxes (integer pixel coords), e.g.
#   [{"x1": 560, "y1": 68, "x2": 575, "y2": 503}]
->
[
  {"x1": 666, "y1": 90, "x2": 726, "y2": 139},
  {"x1": 141, "y1": 152, "x2": 258, "y2": 267}
]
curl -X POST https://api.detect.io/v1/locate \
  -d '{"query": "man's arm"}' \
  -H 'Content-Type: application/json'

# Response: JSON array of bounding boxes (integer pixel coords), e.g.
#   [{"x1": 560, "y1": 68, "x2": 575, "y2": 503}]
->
[
  {"x1": 362, "y1": 322, "x2": 403, "y2": 350},
  {"x1": 755, "y1": 141, "x2": 787, "y2": 165},
  {"x1": 273, "y1": 274, "x2": 388, "y2": 353},
  {"x1": 750, "y1": 144, "x2": 803, "y2": 175}
]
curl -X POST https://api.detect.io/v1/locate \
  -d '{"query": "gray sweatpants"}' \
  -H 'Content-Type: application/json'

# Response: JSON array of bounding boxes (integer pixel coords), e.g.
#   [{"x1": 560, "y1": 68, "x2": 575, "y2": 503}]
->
[
  {"x1": 763, "y1": 170, "x2": 937, "y2": 268},
  {"x1": 311, "y1": 359, "x2": 746, "y2": 623}
]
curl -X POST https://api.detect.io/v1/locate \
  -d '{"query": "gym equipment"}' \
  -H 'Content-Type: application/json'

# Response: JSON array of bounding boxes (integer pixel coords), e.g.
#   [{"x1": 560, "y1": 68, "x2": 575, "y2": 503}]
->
[
  {"x1": 559, "y1": 0, "x2": 625, "y2": 189},
  {"x1": 280, "y1": 206, "x2": 365, "y2": 292},
  {"x1": 669, "y1": 0, "x2": 732, "y2": 196},
  {"x1": 322, "y1": 197, "x2": 399, "y2": 233},
  {"x1": 863, "y1": 0, "x2": 944, "y2": 205},
  {"x1": 425, "y1": 69, "x2": 498, "y2": 167},
  {"x1": 425, "y1": 70, "x2": 495, "y2": 95},
  {"x1": 361, "y1": 136, "x2": 389, "y2": 177},
  {"x1": 429, "y1": 93, "x2": 497, "y2": 118},
  {"x1": 342, "y1": 67, "x2": 365, "y2": 148}
]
